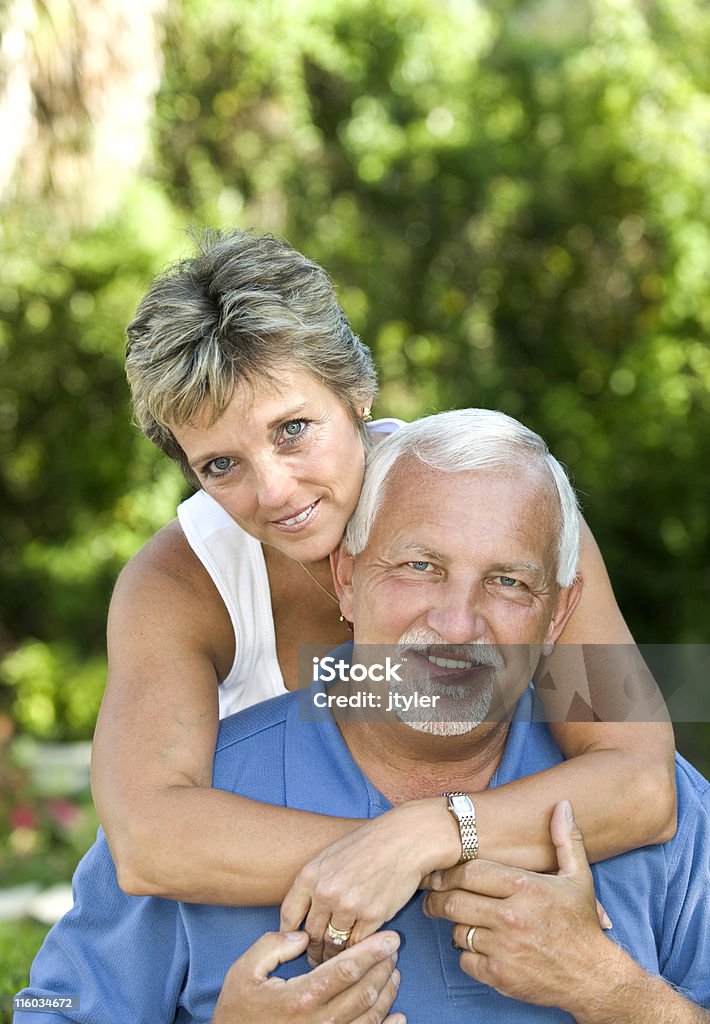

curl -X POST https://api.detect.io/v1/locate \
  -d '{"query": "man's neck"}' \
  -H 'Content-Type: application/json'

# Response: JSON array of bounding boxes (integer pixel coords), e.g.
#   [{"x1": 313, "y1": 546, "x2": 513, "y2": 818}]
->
[{"x1": 338, "y1": 718, "x2": 511, "y2": 805}]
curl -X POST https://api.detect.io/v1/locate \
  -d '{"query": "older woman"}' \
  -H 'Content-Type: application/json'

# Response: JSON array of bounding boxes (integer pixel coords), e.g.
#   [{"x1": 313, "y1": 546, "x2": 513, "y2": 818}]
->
[{"x1": 91, "y1": 229, "x2": 675, "y2": 963}]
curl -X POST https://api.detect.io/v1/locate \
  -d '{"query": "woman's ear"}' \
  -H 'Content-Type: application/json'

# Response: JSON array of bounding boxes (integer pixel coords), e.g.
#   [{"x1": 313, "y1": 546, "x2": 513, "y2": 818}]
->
[{"x1": 330, "y1": 543, "x2": 355, "y2": 622}]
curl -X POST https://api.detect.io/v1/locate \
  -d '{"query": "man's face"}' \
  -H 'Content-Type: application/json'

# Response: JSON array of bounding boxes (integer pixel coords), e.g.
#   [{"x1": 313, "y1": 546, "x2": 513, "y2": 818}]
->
[{"x1": 336, "y1": 460, "x2": 580, "y2": 735}]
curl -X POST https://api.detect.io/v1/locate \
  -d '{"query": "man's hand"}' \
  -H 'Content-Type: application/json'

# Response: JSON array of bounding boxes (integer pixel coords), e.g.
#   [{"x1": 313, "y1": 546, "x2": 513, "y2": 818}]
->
[
  {"x1": 424, "y1": 799, "x2": 611, "y2": 1009},
  {"x1": 280, "y1": 800, "x2": 458, "y2": 964},
  {"x1": 211, "y1": 929, "x2": 406, "y2": 1024}
]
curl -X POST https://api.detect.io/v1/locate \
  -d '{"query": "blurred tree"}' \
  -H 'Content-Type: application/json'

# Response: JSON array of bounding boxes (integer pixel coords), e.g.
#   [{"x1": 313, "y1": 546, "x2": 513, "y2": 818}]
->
[
  {"x1": 0, "y1": 0, "x2": 181, "y2": 737},
  {"x1": 0, "y1": 0, "x2": 708, "y2": 745},
  {"x1": 0, "y1": 0, "x2": 165, "y2": 223}
]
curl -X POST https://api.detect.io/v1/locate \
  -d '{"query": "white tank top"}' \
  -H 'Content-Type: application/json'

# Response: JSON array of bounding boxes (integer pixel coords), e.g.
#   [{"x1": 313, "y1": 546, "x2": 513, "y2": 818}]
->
[{"x1": 176, "y1": 418, "x2": 405, "y2": 718}]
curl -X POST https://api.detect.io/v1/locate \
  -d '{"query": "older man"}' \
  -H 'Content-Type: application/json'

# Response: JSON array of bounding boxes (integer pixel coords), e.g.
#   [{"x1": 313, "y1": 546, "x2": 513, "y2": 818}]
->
[{"x1": 15, "y1": 410, "x2": 710, "y2": 1024}]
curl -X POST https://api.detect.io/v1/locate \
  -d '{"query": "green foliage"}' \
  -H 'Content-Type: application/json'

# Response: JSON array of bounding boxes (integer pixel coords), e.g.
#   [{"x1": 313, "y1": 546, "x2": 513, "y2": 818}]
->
[
  {"x1": 0, "y1": 919, "x2": 51, "y2": 1022},
  {"x1": 0, "y1": 186, "x2": 189, "y2": 735},
  {"x1": 152, "y1": 0, "x2": 709, "y2": 643},
  {"x1": 0, "y1": 0, "x2": 708, "y2": 745}
]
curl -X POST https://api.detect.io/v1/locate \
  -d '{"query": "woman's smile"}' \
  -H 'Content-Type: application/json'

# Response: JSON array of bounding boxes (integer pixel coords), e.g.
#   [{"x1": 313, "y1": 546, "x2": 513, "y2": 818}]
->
[{"x1": 270, "y1": 498, "x2": 322, "y2": 531}]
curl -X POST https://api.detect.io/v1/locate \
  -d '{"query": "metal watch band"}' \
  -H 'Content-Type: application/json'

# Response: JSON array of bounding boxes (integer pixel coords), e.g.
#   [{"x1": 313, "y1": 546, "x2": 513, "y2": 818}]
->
[{"x1": 443, "y1": 791, "x2": 479, "y2": 862}]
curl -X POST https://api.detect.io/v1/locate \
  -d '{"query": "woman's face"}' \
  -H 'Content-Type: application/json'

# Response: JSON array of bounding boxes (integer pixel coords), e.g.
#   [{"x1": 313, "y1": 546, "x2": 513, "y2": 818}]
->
[{"x1": 170, "y1": 368, "x2": 367, "y2": 562}]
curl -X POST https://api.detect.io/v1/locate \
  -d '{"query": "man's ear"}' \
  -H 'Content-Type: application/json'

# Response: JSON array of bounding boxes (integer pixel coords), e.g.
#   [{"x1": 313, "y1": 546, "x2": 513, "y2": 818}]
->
[
  {"x1": 329, "y1": 543, "x2": 355, "y2": 622},
  {"x1": 543, "y1": 575, "x2": 583, "y2": 652}
]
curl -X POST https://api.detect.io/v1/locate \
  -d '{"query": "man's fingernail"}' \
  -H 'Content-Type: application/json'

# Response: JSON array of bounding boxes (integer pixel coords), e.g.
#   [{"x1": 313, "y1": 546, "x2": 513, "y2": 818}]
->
[
  {"x1": 307, "y1": 955, "x2": 316, "y2": 966},
  {"x1": 602, "y1": 912, "x2": 613, "y2": 930},
  {"x1": 383, "y1": 933, "x2": 400, "y2": 952},
  {"x1": 285, "y1": 931, "x2": 304, "y2": 941},
  {"x1": 392, "y1": 968, "x2": 401, "y2": 989},
  {"x1": 430, "y1": 872, "x2": 442, "y2": 889},
  {"x1": 564, "y1": 800, "x2": 574, "y2": 825}
]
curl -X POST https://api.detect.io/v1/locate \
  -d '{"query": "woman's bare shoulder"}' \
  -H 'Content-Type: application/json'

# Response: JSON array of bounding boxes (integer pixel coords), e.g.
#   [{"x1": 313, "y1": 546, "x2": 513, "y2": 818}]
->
[
  {"x1": 117, "y1": 518, "x2": 208, "y2": 587},
  {"x1": 109, "y1": 519, "x2": 234, "y2": 675}
]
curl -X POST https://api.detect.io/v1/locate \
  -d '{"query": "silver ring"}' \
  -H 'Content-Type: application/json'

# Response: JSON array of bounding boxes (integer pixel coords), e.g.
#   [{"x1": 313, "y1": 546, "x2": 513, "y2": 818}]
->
[
  {"x1": 465, "y1": 926, "x2": 478, "y2": 953},
  {"x1": 326, "y1": 922, "x2": 353, "y2": 947}
]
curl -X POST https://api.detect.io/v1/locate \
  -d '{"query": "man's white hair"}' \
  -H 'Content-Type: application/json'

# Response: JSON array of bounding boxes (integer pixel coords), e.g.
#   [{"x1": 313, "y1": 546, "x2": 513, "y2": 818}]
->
[{"x1": 345, "y1": 408, "x2": 580, "y2": 587}]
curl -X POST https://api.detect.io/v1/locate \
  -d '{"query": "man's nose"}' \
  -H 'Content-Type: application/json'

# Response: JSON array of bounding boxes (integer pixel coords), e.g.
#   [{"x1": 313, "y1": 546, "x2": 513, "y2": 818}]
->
[
  {"x1": 424, "y1": 578, "x2": 490, "y2": 644},
  {"x1": 252, "y1": 456, "x2": 299, "y2": 511}
]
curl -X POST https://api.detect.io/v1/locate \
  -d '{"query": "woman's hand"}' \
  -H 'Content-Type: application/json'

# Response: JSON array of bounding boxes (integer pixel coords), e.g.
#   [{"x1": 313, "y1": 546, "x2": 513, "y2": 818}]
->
[
  {"x1": 280, "y1": 800, "x2": 460, "y2": 964},
  {"x1": 212, "y1": 930, "x2": 405, "y2": 1024}
]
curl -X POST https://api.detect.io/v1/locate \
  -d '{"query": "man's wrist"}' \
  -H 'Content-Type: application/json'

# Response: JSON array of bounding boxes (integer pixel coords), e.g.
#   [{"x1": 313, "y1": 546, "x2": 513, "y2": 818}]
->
[{"x1": 563, "y1": 939, "x2": 647, "y2": 1024}]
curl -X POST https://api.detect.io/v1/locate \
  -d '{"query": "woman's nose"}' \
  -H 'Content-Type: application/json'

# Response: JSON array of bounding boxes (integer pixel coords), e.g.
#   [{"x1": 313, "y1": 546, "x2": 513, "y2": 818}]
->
[{"x1": 252, "y1": 457, "x2": 300, "y2": 511}]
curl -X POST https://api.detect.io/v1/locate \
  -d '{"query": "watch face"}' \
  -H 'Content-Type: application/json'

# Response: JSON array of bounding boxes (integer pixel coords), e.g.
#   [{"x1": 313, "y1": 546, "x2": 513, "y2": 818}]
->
[{"x1": 450, "y1": 794, "x2": 474, "y2": 818}]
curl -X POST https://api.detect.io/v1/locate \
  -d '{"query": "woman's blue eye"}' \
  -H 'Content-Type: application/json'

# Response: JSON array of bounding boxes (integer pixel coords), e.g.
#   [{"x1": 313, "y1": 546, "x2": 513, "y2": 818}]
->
[
  {"x1": 208, "y1": 457, "x2": 233, "y2": 474},
  {"x1": 279, "y1": 419, "x2": 312, "y2": 444}
]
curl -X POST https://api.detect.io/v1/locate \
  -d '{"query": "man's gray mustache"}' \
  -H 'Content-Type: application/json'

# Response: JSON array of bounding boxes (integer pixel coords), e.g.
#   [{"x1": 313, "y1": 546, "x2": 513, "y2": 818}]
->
[{"x1": 394, "y1": 634, "x2": 504, "y2": 670}]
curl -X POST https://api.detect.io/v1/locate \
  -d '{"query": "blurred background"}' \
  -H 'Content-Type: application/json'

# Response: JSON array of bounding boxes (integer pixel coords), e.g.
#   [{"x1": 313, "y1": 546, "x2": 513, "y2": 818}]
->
[{"x1": 0, "y1": 0, "x2": 708, "y2": 1010}]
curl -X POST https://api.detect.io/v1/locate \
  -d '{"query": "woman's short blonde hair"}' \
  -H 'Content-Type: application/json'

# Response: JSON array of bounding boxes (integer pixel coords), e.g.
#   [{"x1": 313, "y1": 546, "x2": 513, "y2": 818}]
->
[{"x1": 126, "y1": 228, "x2": 377, "y2": 484}]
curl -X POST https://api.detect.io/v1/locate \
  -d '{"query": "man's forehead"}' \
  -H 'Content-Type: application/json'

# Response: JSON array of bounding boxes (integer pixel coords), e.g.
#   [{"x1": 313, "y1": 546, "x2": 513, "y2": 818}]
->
[
  {"x1": 364, "y1": 459, "x2": 559, "y2": 565},
  {"x1": 379, "y1": 458, "x2": 555, "y2": 519}
]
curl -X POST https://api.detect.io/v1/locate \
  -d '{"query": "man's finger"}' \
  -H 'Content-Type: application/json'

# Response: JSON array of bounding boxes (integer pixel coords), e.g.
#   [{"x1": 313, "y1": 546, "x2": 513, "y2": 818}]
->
[
  {"x1": 229, "y1": 930, "x2": 310, "y2": 983},
  {"x1": 349, "y1": 966, "x2": 404, "y2": 1024},
  {"x1": 326, "y1": 955, "x2": 400, "y2": 1023},
  {"x1": 424, "y1": 889, "x2": 498, "y2": 928},
  {"x1": 303, "y1": 931, "x2": 401, "y2": 1003},
  {"x1": 550, "y1": 800, "x2": 591, "y2": 879},
  {"x1": 430, "y1": 859, "x2": 531, "y2": 899},
  {"x1": 451, "y1": 923, "x2": 492, "y2": 956}
]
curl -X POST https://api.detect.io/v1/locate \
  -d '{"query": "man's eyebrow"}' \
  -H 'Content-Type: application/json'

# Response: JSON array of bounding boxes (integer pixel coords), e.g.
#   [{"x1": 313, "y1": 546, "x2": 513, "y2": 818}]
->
[
  {"x1": 490, "y1": 560, "x2": 547, "y2": 578},
  {"x1": 391, "y1": 542, "x2": 449, "y2": 562}
]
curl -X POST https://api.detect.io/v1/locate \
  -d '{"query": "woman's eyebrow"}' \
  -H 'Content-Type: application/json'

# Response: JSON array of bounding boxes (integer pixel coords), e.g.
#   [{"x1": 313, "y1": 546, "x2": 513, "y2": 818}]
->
[{"x1": 266, "y1": 401, "x2": 310, "y2": 430}]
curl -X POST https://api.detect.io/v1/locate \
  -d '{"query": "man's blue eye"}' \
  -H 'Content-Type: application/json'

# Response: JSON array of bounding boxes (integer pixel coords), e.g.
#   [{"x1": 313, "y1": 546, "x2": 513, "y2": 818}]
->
[
  {"x1": 409, "y1": 561, "x2": 431, "y2": 571},
  {"x1": 499, "y1": 576, "x2": 518, "y2": 587}
]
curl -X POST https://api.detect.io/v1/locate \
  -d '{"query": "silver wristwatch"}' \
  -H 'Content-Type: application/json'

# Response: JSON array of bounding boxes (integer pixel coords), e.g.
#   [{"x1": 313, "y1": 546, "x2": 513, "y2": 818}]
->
[{"x1": 443, "y1": 791, "x2": 479, "y2": 862}]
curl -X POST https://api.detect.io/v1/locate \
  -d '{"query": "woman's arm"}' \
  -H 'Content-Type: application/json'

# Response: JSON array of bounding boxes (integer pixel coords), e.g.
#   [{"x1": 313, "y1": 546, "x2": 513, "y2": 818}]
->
[
  {"x1": 468, "y1": 516, "x2": 676, "y2": 873},
  {"x1": 95, "y1": 515, "x2": 675, "y2": 914},
  {"x1": 92, "y1": 521, "x2": 363, "y2": 902}
]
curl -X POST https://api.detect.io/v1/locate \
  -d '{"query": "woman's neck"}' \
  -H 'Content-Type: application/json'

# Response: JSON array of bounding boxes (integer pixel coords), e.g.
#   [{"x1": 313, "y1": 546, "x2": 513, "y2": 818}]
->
[{"x1": 262, "y1": 545, "x2": 351, "y2": 690}]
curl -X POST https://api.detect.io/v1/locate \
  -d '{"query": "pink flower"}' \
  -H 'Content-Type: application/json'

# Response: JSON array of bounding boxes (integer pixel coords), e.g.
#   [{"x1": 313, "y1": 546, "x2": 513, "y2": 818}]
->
[
  {"x1": 10, "y1": 803, "x2": 39, "y2": 830},
  {"x1": 47, "y1": 798, "x2": 80, "y2": 828}
]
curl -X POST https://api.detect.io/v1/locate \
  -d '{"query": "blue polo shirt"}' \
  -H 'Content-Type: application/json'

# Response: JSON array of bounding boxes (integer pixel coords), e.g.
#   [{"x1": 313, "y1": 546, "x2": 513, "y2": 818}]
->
[{"x1": 15, "y1": 683, "x2": 710, "y2": 1023}]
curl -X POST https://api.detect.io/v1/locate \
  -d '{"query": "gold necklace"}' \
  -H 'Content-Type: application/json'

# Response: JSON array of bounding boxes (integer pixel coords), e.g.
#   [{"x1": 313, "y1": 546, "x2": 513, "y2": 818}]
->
[{"x1": 297, "y1": 560, "x2": 348, "y2": 625}]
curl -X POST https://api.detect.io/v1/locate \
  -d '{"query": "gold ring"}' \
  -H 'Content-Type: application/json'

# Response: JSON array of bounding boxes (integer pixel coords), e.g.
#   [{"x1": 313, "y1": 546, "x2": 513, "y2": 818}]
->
[
  {"x1": 327, "y1": 922, "x2": 353, "y2": 946},
  {"x1": 465, "y1": 926, "x2": 478, "y2": 953}
]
